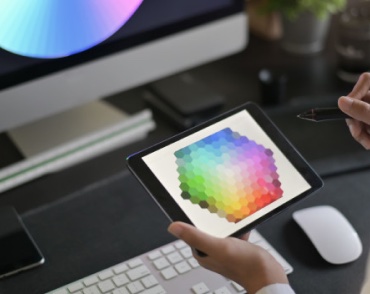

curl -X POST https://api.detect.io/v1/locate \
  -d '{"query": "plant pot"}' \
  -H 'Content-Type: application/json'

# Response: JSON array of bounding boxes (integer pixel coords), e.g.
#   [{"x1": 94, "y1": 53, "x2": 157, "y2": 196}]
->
[{"x1": 281, "y1": 12, "x2": 331, "y2": 54}]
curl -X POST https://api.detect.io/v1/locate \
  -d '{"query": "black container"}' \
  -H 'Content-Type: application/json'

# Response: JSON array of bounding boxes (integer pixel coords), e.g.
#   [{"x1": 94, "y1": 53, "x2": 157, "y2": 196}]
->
[{"x1": 336, "y1": 1, "x2": 370, "y2": 83}]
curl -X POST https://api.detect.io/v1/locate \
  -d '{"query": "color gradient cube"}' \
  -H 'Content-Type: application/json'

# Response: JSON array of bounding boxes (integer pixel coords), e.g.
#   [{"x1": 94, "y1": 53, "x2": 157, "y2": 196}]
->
[{"x1": 174, "y1": 128, "x2": 283, "y2": 223}]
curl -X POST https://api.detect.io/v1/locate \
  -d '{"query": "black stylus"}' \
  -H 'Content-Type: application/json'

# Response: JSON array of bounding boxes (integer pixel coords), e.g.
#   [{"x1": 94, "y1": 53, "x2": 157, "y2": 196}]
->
[{"x1": 297, "y1": 107, "x2": 352, "y2": 122}]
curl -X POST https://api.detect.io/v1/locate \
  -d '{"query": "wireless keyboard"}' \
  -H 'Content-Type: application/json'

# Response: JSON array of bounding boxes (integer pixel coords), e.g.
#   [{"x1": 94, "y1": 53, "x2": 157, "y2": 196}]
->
[
  {"x1": 0, "y1": 110, "x2": 155, "y2": 194},
  {"x1": 47, "y1": 230, "x2": 293, "y2": 294}
]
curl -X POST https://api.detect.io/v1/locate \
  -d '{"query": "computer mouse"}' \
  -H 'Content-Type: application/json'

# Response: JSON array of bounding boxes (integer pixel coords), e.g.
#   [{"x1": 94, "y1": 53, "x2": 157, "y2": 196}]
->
[{"x1": 293, "y1": 205, "x2": 362, "y2": 264}]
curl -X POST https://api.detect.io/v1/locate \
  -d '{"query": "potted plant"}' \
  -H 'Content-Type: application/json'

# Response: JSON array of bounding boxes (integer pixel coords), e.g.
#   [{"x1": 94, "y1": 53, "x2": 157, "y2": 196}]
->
[{"x1": 260, "y1": 0, "x2": 347, "y2": 54}]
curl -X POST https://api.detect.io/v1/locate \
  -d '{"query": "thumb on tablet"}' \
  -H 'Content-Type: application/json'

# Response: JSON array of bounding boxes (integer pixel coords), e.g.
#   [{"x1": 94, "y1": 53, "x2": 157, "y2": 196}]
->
[{"x1": 168, "y1": 221, "x2": 218, "y2": 255}]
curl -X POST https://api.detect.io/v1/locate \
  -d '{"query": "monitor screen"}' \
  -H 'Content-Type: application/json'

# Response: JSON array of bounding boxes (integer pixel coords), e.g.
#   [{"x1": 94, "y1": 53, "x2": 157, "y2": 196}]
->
[{"x1": 0, "y1": 0, "x2": 247, "y2": 133}]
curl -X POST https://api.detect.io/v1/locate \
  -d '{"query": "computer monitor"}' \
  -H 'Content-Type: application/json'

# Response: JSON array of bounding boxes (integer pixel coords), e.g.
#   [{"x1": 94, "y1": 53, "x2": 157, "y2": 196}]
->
[{"x1": 0, "y1": 0, "x2": 248, "y2": 156}]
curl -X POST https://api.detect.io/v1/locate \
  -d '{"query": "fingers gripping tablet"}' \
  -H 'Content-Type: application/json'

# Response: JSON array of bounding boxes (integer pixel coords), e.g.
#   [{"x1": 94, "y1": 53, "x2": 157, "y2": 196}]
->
[{"x1": 127, "y1": 102, "x2": 323, "y2": 238}]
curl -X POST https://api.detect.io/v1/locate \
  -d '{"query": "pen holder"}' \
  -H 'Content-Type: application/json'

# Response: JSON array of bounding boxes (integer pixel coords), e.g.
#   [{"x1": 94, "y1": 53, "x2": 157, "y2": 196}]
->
[{"x1": 258, "y1": 69, "x2": 287, "y2": 106}]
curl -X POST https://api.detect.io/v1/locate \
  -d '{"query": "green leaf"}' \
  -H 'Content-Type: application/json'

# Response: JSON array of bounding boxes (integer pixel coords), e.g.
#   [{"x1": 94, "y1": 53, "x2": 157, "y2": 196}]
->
[{"x1": 260, "y1": 0, "x2": 346, "y2": 20}]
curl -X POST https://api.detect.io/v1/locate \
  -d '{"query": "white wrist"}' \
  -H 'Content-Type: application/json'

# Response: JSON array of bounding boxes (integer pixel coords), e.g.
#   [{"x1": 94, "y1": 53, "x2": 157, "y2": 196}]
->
[{"x1": 255, "y1": 283, "x2": 295, "y2": 294}]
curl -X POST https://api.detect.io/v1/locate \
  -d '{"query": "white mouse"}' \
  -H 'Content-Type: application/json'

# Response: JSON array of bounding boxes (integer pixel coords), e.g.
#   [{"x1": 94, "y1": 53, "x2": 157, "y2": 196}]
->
[{"x1": 293, "y1": 205, "x2": 362, "y2": 264}]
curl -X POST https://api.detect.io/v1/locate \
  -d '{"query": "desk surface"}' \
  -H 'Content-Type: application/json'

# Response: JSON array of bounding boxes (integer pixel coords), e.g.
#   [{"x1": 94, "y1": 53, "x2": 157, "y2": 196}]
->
[
  {"x1": 1, "y1": 20, "x2": 370, "y2": 294},
  {"x1": 1, "y1": 168, "x2": 369, "y2": 294}
]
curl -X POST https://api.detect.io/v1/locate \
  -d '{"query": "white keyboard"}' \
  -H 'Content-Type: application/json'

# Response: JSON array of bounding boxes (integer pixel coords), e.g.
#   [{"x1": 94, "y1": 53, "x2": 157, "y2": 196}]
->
[
  {"x1": 0, "y1": 110, "x2": 155, "y2": 193},
  {"x1": 47, "y1": 230, "x2": 293, "y2": 294}
]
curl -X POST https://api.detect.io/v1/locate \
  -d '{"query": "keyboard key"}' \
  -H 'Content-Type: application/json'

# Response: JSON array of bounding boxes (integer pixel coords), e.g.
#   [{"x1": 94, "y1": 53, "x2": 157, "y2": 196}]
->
[
  {"x1": 231, "y1": 281, "x2": 244, "y2": 292},
  {"x1": 248, "y1": 230, "x2": 260, "y2": 243},
  {"x1": 127, "y1": 265, "x2": 150, "y2": 281},
  {"x1": 192, "y1": 282, "x2": 210, "y2": 294},
  {"x1": 51, "y1": 289, "x2": 68, "y2": 294},
  {"x1": 141, "y1": 275, "x2": 158, "y2": 288},
  {"x1": 82, "y1": 285, "x2": 100, "y2": 294},
  {"x1": 214, "y1": 286, "x2": 232, "y2": 294},
  {"x1": 180, "y1": 247, "x2": 193, "y2": 258},
  {"x1": 113, "y1": 273, "x2": 130, "y2": 287},
  {"x1": 161, "y1": 245, "x2": 175, "y2": 254},
  {"x1": 141, "y1": 285, "x2": 166, "y2": 294},
  {"x1": 148, "y1": 250, "x2": 162, "y2": 260},
  {"x1": 113, "y1": 287, "x2": 130, "y2": 294},
  {"x1": 127, "y1": 281, "x2": 145, "y2": 293},
  {"x1": 113, "y1": 263, "x2": 129, "y2": 274},
  {"x1": 161, "y1": 267, "x2": 178, "y2": 280},
  {"x1": 98, "y1": 280, "x2": 116, "y2": 293},
  {"x1": 268, "y1": 251, "x2": 293, "y2": 274},
  {"x1": 174, "y1": 261, "x2": 191, "y2": 274},
  {"x1": 98, "y1": 269, "x2": 114, "y2": 280},
  {"x1": 68, "y1": 282, "x2": 84, "y2": 292},
  {"x1": 174, "y1": 240, "x2": 187, "y2": 249},
  {"x1": 188, "y1": 257, "x2": 200, "y2": 268},
  {"x1": 255, "y1": 241, "x2": 270, "y2": 250},
  {"x1": 153, "y1": 257, "x2": 170, "y2": 270},
  {"x1": 128, "y1": 258, "x2": 143, "y2": 268},
  {"x1": 166, "y1": 252, "x2": 183, "y2": 264},
  {"x1": 83, "y1": 276, "x2": 99, "y2": 287}
]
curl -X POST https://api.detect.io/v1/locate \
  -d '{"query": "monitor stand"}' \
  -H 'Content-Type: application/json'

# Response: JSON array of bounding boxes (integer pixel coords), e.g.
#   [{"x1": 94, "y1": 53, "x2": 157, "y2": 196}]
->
[{"x1": 7, "y1": 100, "x2": 129, "y2": 158}]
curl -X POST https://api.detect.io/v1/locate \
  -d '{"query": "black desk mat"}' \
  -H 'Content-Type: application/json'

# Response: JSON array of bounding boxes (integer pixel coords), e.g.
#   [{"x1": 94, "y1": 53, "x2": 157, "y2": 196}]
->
[
  {"x1": 265, "y1": 104, "x2": 370, "y2": 177},
  {"x1": 0, "y1": 170, "x2": 174, "y2": 294},
  {"x1": 257, "y1": 169, "x2": 370, "y2": 294},
  {"x1": 1, "y1": 168, "x2": 370, "y2": 294}
]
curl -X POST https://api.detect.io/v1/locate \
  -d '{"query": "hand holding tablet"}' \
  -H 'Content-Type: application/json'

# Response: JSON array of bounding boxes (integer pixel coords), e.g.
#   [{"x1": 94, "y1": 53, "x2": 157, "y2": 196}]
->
[{"x1": 127, "y1": 102, "x2": 323, "y2": 238}]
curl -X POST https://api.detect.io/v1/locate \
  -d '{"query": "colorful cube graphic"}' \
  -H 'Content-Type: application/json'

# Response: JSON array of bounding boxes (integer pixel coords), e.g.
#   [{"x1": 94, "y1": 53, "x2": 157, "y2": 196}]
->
[{"x1": 174, "y1": 128, "x2": 283, "y2": 223}]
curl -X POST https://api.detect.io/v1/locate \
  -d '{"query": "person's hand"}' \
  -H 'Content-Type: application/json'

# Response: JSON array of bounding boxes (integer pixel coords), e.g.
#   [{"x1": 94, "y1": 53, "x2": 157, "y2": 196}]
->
[
  {"x1": 338, "y1": 72, "x2": 370, "y2": 149},
  {"x1": 168, "y1": 221, "x2": 289, "y2": 294}
]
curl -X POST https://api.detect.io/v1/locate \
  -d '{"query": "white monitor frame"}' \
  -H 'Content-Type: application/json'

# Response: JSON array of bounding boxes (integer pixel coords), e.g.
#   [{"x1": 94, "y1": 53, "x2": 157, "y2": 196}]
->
[{"x1": 0, "y1": 13, "x2": 247, "y2": 134}]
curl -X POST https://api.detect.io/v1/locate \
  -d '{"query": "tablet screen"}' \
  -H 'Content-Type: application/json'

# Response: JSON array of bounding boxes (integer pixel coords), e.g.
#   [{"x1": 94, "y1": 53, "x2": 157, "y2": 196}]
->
[{"x1": 141, "y1": 109, "x2": 312, "y2": 238}]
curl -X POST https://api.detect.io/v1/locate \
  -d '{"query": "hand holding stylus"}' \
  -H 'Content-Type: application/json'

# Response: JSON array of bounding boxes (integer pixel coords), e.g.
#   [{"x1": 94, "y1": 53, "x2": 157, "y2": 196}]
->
[{"x1": 338, "y1": 72, "x2": 370, "y2": 150}]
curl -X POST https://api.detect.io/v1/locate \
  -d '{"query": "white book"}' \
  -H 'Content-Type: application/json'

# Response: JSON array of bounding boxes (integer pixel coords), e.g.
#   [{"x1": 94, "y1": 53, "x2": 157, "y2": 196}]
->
[{"x1": 0, "y1": 109, "x2": 155, "y2": 193}]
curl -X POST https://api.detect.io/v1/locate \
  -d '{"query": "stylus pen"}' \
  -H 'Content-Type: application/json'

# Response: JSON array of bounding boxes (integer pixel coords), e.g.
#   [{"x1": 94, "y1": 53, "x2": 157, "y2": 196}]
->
[{"x1": 297, "y1": 107, "x2": 352, "y2": 122}]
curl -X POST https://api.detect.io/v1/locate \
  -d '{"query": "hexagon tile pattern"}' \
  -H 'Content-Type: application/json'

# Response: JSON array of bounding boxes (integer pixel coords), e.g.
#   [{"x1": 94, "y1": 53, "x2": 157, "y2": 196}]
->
[{"x1": 174, "y1": 128, "x2": 283, "y2": 223}]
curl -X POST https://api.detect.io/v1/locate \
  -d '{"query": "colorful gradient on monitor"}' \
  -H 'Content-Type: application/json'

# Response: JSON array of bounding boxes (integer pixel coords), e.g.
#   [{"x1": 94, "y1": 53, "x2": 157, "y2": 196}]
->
[
  {"x1": 174, "y1": 128, "x2": 283, "y2": 223},
  {"x1": 0, "y1": 0, "x2": 143, "y2": 58}
]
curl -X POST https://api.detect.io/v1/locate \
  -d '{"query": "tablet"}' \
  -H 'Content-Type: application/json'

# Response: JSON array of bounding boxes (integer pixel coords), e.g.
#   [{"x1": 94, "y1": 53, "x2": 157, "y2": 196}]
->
[{"x1": 127, "y1": 102, "x2": 323, "y2": 238}]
